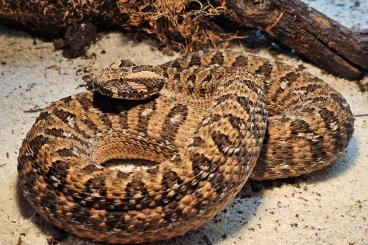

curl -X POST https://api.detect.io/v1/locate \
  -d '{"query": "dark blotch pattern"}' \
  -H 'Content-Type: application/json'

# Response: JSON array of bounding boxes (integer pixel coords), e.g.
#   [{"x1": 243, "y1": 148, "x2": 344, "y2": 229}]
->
[
  {"x1": 160, "y1": 103, "x2": 188, "y2": 143},
  {"x1": 54, "y1": 109, "x2": 76, "y2": 124},
  {"x1": 56, "y1": 148, "x2": 76, "y2": 157},
  {"x1": 35, "y1": 111, "x2": 51, "y2": 122},
  {"x1": 188, "y1": 53, "x2": 201, "y2": 67},
  {"x1": 138, "y1": 101, "x2": 157, "y2": 133},
  {"x1": 46, "y1": 128, "x2": 65, "y2": 138},
  {"x1": 290, "y1": 119, "x2": 327, "y2": 162},
  {"x1": 211, "y1": 132, "x2": 236, "y2": 155},
  {"x1": 233, "y1": 55, "x2": 248, "y2": 67},
  {"x1": 211, "y1": 51, "x2": 224, "y2": 66},
  {"x1": 318, "y1": 108, "x2": 343, "y2": 152},
  {"x1": 255, "y1": 62, "x2": 273, "y2": 78},
  {"x1": 44, "y1": 160, "x2": 70, "y2": 192}
]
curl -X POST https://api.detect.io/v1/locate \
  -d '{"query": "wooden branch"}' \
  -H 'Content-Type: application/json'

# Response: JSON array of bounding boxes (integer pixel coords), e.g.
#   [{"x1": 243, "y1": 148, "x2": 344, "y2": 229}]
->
[
  {"x1": 0, "y1": 0, "x2": 367, "y2": 86},
  {"x1": 220, "y1": 0, "x2": 368, "y2": 82}
]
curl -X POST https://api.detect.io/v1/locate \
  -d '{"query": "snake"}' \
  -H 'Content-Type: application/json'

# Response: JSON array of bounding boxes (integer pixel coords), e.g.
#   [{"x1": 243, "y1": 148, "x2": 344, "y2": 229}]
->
[{"x1": 17, "y1": 49, "x2": 354, "y2": 244}]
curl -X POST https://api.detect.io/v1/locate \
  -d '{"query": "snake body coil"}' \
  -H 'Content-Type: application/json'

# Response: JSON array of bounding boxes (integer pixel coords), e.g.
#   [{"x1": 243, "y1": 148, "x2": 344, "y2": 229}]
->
[{"x1": 18, "y1": 50, "x2": 354, "y2": 243}]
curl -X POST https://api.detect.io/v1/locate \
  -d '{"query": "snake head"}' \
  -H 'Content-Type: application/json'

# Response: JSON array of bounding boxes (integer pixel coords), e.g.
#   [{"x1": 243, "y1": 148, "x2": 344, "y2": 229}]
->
[{"x1": 90, "y1": 60, "x2": 165, "y2": 100}]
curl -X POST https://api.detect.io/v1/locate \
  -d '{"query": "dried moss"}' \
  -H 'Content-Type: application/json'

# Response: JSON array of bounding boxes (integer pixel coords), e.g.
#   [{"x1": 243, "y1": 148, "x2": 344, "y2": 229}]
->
[
  {"x1": 0, "y1": 0, "x2": 123, "y2": 37},
  {"x1": 118, "y1": 0, "x2": 243, "y2": 52},
  {"x1": 0, "y1": 0, "x2": 244, "y2": 51}
]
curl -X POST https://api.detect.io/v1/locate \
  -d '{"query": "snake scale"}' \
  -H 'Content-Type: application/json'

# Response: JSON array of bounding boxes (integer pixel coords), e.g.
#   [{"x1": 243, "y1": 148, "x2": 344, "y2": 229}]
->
[{"x1": 18, "y1": 49, "x2": 354, "y2": 244}]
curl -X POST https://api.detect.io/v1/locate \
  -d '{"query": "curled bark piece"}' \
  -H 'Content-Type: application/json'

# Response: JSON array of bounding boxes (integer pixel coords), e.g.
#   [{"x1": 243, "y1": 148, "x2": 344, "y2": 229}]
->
[
  {"x1": 219, "y1": 0, "x2": 368, "y2": 81},
  {"x1": 0, "y1": 0, "x2": 122, "y2": 36}
]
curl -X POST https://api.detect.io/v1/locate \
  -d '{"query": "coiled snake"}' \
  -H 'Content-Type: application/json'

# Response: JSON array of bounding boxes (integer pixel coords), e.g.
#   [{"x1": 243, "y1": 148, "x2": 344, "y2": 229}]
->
[{"x1": 17, "y1": 49, "x2": 354, "y2": 243}]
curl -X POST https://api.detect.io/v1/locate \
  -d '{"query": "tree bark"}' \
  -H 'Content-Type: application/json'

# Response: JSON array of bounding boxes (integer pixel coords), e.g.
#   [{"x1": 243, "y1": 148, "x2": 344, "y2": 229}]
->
[
  {"x1": 219, "y1": 0, "x2": 368, "y2": 83},
  {"x1": 0, "y1": 0, "x2": 367, "y2": 87}
]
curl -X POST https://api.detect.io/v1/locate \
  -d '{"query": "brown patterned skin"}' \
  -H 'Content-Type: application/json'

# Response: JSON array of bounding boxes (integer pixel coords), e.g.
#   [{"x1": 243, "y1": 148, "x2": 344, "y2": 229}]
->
[{"x1": 17, "y1": 49, "x2": 354, "y2": 244}]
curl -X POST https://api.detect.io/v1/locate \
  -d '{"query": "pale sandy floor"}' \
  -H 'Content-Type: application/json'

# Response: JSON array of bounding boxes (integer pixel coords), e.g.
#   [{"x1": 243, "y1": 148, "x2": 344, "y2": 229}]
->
[{"x1": 0, "y1": 1, "x2": 367, "y2": 245}]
